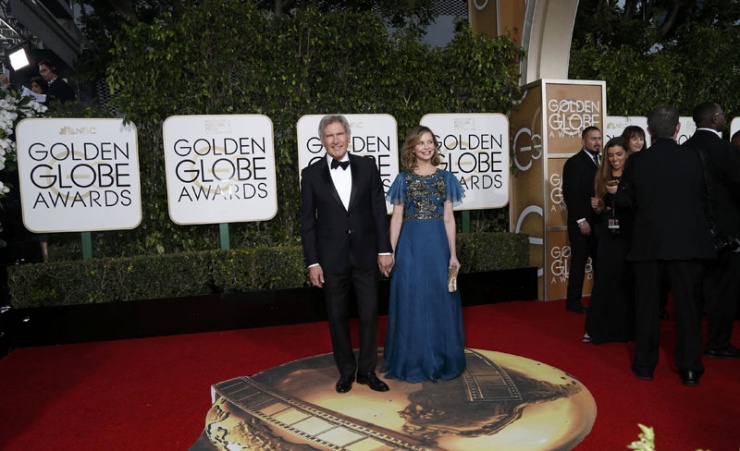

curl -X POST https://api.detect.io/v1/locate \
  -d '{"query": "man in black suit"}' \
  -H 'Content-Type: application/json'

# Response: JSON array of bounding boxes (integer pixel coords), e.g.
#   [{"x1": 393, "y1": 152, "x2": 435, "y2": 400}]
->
[
  {"x1": 38, "y1": 60, "x2": 75, "y2": 104},
  {"x1": 684, "y1": 102, "x2": 740, "y2": 359},
  {"x1": 618, "y1": 105, "x2": 715, "y2": 386},
  {"x1": 562, "y1": 126, "x2": 602, "y2": 313},
  {"x1": 301, "y1": 114, "x2": 394, "y2": 394}
]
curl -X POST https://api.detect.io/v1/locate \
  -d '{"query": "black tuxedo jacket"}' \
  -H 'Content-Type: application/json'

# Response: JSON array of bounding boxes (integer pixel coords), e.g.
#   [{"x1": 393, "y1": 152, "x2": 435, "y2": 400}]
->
[
  {"x1": 617, "y1": 138, "x2": 715, "y2": 261},
  {"x1": 47, "y1": 78, "x2": 75, "y2": 104},
  {"x1": 683, "y1": 130, "x2": 740, "y2": 236},
  {"x1": 300, "y1": 154, "x2": 391, "y2": 274},
  {"x1": 562, "y1": 149, "x2": 598, "y2": 227}
]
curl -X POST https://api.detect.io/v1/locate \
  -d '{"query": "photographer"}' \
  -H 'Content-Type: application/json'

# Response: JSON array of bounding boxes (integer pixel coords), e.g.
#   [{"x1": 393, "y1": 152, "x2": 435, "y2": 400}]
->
[{"x1": 684, "y1": 102, "x2": 740, "y2": 359}]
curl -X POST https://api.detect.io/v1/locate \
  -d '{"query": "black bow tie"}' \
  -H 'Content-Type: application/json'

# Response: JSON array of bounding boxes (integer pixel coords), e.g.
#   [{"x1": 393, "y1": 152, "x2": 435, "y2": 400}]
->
[{"x1": 331, "y1": 159, "x2": 350, "y2": 170}]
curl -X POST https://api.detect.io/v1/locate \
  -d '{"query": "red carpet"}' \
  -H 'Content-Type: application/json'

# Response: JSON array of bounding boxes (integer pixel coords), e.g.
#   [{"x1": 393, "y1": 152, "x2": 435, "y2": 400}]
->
[{"x1": 0, "y1": 300, "x2": 738, "y2": 450}]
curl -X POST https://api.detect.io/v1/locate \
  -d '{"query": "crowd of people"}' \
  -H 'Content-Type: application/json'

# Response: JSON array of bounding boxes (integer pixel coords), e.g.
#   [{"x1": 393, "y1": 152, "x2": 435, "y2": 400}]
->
[
  {"x1": 1, "y1": 59, "x2": 76, "y2": 106},
  {"x1": 563, "y1": 103, "x2": 740, "y2": 387},
  {"x1": 301, "y1": 107, "x2": 739, "y2": 394}
]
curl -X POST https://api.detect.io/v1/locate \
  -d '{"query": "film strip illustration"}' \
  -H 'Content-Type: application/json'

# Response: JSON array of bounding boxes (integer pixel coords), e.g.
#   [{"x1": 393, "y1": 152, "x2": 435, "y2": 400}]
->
[
  {"x1": 213, "y1": 377, "x2": 437, "y2": 451},
  {"x1": 461, "y1": 349, "x2": 522, "y2": 402}
]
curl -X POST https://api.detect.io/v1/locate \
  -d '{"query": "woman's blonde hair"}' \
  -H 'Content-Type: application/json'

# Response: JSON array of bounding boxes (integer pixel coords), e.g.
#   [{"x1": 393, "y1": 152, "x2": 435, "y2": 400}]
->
[{"x1": 401, "y1": 125, "x2": 442, "y2": 170}]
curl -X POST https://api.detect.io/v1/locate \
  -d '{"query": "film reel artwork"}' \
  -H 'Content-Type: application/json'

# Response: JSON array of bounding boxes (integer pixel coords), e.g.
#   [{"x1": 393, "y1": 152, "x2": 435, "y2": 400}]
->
[{"x1": 195, "y1": 349, "x2": 596, "y2": 450}]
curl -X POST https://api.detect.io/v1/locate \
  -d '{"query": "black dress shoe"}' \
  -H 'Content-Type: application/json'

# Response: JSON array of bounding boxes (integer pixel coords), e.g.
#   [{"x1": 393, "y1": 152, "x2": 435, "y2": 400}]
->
[
  {"x1": 336, "y1": 376, "x2": 354, "y2": 393},
  {"x1": 356, "y1": 372, "x2": 389, "y2": 392},
  {"x1": 706, "y1": 345, "x2": 740, "y2": 359},
  {"x1": 631, "y1": 365, "x2": 654, "y2": 381},
  {"x1": 566, "y1": 304, "x2": 588, "y2": 314},
  {"x1": 679, "y1": 368, "x2": 702, "y2": 387}
]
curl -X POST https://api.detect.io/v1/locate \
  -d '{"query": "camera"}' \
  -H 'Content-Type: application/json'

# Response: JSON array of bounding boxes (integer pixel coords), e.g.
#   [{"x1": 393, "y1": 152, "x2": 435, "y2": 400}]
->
[{"x1": 713, "y1": 235, "x2": 740, "y2": 253}]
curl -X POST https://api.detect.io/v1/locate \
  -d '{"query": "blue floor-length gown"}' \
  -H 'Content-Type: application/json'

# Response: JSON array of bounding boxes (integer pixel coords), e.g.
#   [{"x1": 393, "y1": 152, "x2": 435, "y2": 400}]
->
[{"x1": 382, "y1": 169, "x2": 466, "y2": 382}]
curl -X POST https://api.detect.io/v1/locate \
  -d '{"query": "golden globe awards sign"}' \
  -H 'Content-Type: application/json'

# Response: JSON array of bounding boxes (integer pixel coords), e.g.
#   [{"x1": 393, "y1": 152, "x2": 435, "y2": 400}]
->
[
  {"x1": 605, "y1": 116, "x2": 650, "y2": 146},
  {"x1": 296, "y1": 114, "x2": 399, "y2": 213},
  {"x1": 163, "y1": 115, "x2": 277, "y2": 225},
  {"x1": 15, "y1": 118, "x2": 142, "y2": 233},
  {"x1": 676, "y1": 117, "x2": 697, "y2": 144},
  {"x1": 420, "y1": 113, "x2": 510, "y2": 209}
]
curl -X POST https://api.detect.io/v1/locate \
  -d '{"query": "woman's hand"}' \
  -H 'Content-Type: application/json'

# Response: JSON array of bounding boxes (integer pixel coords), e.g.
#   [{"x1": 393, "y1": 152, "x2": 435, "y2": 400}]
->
[
  {"x1": 606, "y1": 179, "x2": 619, "y2": 194},
  {"x1": 591, "y1": 197, "x2": 604, "y2": 213},
  {"x1": 449, "y1": 256, "x2": 460, "y2": 271}
]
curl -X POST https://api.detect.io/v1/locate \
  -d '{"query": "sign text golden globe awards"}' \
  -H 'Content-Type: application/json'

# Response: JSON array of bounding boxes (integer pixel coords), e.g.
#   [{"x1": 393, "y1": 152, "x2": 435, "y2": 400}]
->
[
  {"x1": 163, "y1": 115, "x2": 277, "y2": 224},
  {"x1": 420, "y1": 114, "x2": 510, "y2": 209},
  {"x1": 15, "y1": 118, "x2": 142, "y2": 232}
]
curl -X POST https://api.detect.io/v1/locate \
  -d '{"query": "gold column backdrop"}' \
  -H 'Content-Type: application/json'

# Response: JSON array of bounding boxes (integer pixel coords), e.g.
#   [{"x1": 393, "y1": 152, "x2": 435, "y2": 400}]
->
[
  {"x1": 510, "y1": 80, "x2": 606, "y2": 301},
  {"x1": 468, "y1": 0, "x2": 526, "y2": 45}
]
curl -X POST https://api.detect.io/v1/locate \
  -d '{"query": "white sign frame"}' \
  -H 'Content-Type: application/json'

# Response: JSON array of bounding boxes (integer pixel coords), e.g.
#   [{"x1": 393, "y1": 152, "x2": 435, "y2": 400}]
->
[
  {"x1": 296, "y1": 114, "x2": 399, "y2": 214},
  {"x1": 15, "y1": 118, "x2": 142, "y2": 233},
  {"x1": 605, "y1": 116, "x2": 651, "y2": 147},
  {"x1": 730, "y1": 117, "x2": 739, "y2": 141},
  {"x1": 163, "y1": 114, "x2": 278, "y2": 225}
]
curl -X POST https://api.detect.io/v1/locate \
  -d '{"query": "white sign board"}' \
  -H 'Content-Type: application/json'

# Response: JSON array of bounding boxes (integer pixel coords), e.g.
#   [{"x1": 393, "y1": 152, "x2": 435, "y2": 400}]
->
[
  {"x1": 605, "y1": 116, "x2": 651, "y2": 147},
  {"x1": 731, "y1": 117, "x2": 739, "y2": 141},
  {"x1": 15, "y1": 118, "x2": 141, "y2": 233},
  {"x1": 676, "y1": 116, "x2": 697, "y2": 145},
  {"x1": 420, "y1": 113, "x2": 510, "y2": 209},
  {"x1": 297, "y1": 114, "x2": 399, "y2": 213},
  {"x1": 606, "y1": 116, "x2": 698, "y2": 146},
  {"x1": 163, "y1": 115, "x2": 277, "y2": 225}
]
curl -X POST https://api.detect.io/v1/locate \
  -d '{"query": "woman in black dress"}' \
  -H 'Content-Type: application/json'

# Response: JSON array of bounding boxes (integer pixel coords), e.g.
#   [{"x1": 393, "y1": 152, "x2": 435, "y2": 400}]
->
[{"x1": 584, "y1": 137, "x2": 635, "y2": 344}]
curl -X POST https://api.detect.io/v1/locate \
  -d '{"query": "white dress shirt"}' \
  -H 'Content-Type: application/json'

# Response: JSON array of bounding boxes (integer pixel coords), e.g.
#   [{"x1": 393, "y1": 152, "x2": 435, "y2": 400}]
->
[{"x1": 328, "y1": 154, "x2": 352, "y2": 210}]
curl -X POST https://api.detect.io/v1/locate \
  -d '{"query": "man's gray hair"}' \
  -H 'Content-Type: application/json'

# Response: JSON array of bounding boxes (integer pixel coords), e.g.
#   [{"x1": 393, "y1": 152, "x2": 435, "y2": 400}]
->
[
  {"x1": 318, "y1": 114, "x2": 351, "y2": 139},
  {"x1": 647, "y1": 105, "x2": 679, "y2": 139}
]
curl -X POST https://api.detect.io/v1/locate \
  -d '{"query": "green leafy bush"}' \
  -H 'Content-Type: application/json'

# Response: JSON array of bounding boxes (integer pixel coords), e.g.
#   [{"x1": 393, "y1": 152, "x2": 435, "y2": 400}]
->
[
  {"x1": 37, "y1": 0, "x2": 522, "y2": 258},
  {"x1": 8, "y1": 232, "x2": 529, "y2": 308}
]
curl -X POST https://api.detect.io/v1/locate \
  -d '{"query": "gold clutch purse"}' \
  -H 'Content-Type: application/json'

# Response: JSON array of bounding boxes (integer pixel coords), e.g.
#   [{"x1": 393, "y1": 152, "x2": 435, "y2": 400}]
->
[{"x1": 447, "y1": 267, "x2": 458, "y2": 292}]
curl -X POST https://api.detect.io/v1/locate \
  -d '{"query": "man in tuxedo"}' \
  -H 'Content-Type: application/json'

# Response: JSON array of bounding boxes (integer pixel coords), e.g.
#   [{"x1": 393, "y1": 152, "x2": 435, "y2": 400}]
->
[
  {"x1": 38, "y1": 60, "x2": 75, "y2": 104},
  {"x1": 562, "y1": 126, "x2": 602, "y2": 313},
  {"x1": 684, "y1": 102, "x2": 740, "y2": 359},
  {"x1": 618, "y1": 105, "x2": 715, "y2": 386},
  {"x1": 301, "y1": 114, "x2": 394, "y2": 394}
]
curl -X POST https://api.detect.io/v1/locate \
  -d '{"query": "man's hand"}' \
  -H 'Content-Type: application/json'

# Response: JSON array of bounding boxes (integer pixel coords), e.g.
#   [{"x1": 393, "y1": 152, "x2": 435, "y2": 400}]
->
[
  {"x1": 578, "y1": 220, "x2": 592, "y2": 236},
  {"x1": 309, "y1": 265, "x2": 324, "y2": 288},
  {"x1": 378, "y1": 254, "x2": 394, "y2": 277}
]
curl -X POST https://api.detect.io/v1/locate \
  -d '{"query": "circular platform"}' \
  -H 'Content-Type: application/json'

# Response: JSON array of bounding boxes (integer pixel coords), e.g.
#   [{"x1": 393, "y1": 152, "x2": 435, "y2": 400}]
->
[{"x1": 193, "y1": 349, "x2": 596, "y2": 450}]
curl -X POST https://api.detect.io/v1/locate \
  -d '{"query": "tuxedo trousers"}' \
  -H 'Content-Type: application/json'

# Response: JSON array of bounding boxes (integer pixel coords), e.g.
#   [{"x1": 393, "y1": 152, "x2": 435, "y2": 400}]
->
[
  {"x1": 632, "y1": 260, "x2": 704, "y2": 373},
  {"x1": 703, "y1": 250, "x2": 740, "y2": 351},
  {"x1": 566, "y1": 223, "x2": 597, "y2": 307},
  {"x1": 323, "y1": 267, "x2": 379, "y2": 378}
]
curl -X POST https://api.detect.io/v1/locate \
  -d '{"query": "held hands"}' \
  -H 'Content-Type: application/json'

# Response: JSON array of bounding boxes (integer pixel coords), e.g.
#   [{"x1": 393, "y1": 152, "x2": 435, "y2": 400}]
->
[
  {"x1": 378, "y1": 254, "x2": 394, "y2": 277},
  {"x1": 311, "y1": 255, "x2": 395, "y2": 287},
  {"x1": 309, "y1": 265, "x2": 324, "y2": 288}
]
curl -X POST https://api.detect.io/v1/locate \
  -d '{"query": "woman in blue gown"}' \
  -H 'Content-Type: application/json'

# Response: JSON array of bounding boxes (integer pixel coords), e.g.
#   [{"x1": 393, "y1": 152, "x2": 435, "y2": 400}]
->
[{"x1": 382, "y1": 125, "x2": 466, "y2": 383}]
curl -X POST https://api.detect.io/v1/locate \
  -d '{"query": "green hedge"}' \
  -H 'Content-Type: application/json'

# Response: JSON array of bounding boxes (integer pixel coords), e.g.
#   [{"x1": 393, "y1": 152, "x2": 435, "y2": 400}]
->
[{"x1": 7, "y1": 232, "x2": 529, "y2": 308}]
